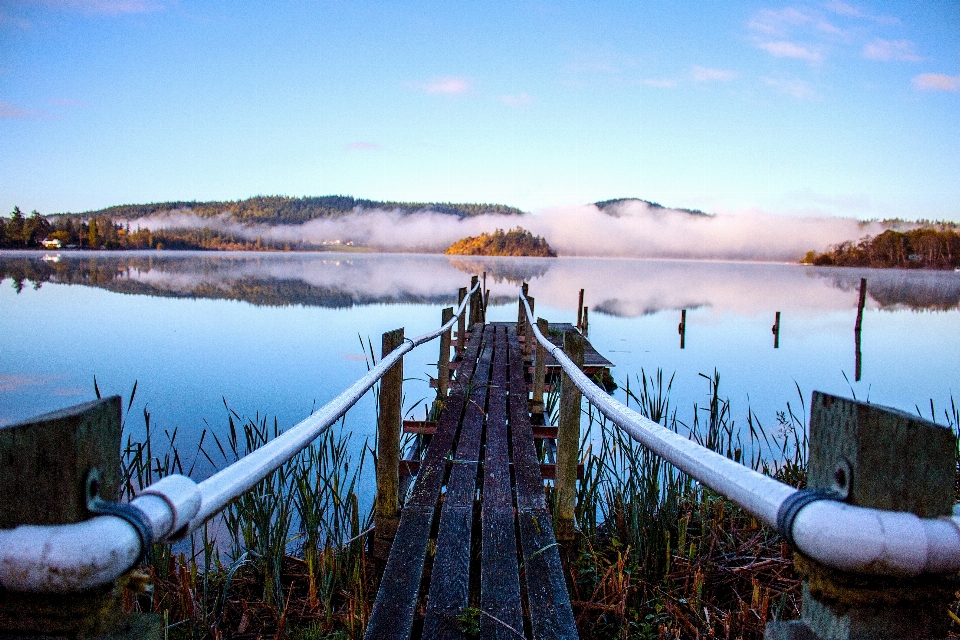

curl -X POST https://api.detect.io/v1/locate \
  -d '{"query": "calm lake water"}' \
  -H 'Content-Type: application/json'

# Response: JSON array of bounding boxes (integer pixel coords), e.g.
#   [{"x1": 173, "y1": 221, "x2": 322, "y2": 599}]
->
[{"x1": 2, "y1": 250, "x2": 958, "y2": 479}]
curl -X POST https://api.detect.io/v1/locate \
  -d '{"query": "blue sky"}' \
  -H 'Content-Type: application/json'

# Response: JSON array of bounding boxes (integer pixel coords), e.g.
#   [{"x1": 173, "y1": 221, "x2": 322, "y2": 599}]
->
[{"x1": 1, "y1": 0, "x2": 958, "y2": 220}]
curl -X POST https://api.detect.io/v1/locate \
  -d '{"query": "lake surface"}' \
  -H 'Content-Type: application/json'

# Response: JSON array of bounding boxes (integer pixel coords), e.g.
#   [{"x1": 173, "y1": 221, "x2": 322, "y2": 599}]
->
[{"x1": 2, "y1": 250, "x2": 958, "y2": 480}]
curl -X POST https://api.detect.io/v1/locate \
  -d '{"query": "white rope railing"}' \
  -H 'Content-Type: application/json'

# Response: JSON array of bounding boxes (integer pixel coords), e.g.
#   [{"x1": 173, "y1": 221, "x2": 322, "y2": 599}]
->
[
  {"x1": 0, "y1": 280, "x2": 481, "y2": 593},
  {"x1": 520, "y1": 291, "x2": 960, "y2": 578}
]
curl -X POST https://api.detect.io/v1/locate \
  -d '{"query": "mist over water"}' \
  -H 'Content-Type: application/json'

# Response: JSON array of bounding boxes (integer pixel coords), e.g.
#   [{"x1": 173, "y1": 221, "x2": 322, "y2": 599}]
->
[{"x1": 127, "y1": 200, "x2": 889, "y2": 261}]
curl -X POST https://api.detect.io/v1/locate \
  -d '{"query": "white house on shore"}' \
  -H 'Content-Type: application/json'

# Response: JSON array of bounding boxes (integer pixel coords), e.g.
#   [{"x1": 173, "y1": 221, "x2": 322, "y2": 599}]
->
[{"x1": 41, "y1": 238, "x2": 62, "y2": 249}]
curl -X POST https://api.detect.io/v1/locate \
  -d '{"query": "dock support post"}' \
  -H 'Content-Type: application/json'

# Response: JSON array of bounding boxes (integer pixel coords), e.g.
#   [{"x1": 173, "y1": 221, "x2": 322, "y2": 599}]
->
[
  {"x1": 855, "y1": 278, "x2": 866, "y2": 381},
  {"x1": 523, "y1": 296, "x2": 535, "y2": 362},
  {"x1": 517, "y1": 282, "x2": 529, "y2": 335},
  {"x1": 772, "y1": 311, "x2": 781, "y2": 349},
  {"x1": 555, "y1": 329, "x2": 584, "y2": 543},
  {"x1": 530, "y1": 318, "x2": 549, "y2": 417},
  {"x1": 469, "y1": 276, "x2": 482, "y2": 326},
  {"x1": 438, "y1": 307, "x2": 453, "y2": 399},
  {"x1": 457, "y1": 287, "x2": 467, "y2": 357},
  {"x1": 765, "y1": 392, "x2": 956, "y2": 640},
  {"x1": 581, "y1": 306, "x2": 589, "y2": 337},
  {"x1": 0, "y1": 397, "x2": 160, "y2": 638},
  {"x1": 482, "y1": 271, "x2": 487, "y2": 323},
  {"x1": 374, "y1": 327, "x2": 404, "y2": 559}
]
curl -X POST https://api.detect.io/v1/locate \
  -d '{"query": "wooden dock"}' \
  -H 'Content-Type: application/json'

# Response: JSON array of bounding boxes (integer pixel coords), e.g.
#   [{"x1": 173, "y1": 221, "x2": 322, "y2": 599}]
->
[{"x1": 364, "y1": 322, "x2": 585, "y2": 640}]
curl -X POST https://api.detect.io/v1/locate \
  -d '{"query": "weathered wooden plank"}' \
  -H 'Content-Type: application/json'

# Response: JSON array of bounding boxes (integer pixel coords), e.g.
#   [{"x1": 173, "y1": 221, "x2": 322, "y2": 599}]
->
[
  {"x1": 364, "y1": 328, "x2": 486, "y2": 640},
  {"x1": 517, "y1": 509, "x2": 579, "y2": 640},
  {"x1": 481, "y1": 507, "x2": 524, "y2": 640},
  {"x1": 364, "y1": 506, "x2": 435, "y2": 640},
  {"x1": 422, "y1": 327, "x2": 494, "y2": 636},
  {"x1": 506, "y1": 327, "x2": 548, "y2": 512},
  {"x1": 480, "y1": 327, "x2": 524, "y2": 639}
]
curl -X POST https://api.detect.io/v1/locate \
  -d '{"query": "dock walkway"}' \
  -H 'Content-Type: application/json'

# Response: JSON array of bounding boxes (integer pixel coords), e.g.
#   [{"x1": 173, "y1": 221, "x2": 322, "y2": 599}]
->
[{"x1": 364, "y1": 322, "x2": 579, "y2": 640}]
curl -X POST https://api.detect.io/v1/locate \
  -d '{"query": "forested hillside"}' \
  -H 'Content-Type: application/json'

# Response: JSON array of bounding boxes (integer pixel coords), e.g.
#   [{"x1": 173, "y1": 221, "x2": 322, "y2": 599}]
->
[
  {"x1": 445, "y1": 227, "x2": 557, "y2": 257},
  {"x1": 61, "y1": 195, "x2": 525, "y2": 225}
]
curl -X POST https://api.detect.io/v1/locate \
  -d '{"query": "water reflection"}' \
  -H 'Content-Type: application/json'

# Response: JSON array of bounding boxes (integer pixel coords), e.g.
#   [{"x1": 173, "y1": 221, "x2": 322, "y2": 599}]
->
[{"x1": 2, "y1": 251, "x2": 958, "y2": 315}]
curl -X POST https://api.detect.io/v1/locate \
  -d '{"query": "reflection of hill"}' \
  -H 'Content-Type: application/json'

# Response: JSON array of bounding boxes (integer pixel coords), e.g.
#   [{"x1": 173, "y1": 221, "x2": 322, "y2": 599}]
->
[
  {"x1": 0, "y1": 255, "x2": 464, "y2": 308},
  {"x1": 446, "y1": 256, "x2": 552, "y2": 284},
  {"x1": 809, "y1": 268, "x2": 960, "y2": 311},
  {"x1": 593, "y1": 299, "x2": 708, "y2": 318}
]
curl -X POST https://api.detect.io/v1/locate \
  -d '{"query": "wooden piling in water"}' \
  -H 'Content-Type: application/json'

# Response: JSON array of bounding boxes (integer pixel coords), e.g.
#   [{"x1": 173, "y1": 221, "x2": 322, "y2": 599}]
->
[
  {"x1": 765, "y1": 392, "x2": 956, "y2": 640},
  {"x1": 374, "y1": 327, "x2": 404, "y2": 559},
  {"x1": 576, "y1": 288, "x2": 584, "y2": 330},
  {"x1": 555, "y1": 329, "x2": 584, "y2": 543},
  {"x1": 855, "y1": 277, "x2": 866, "y2": 382},
  {"x1": 772, "y1": 311, "x2": 781, "y2": 349},
  {"x1": 678, "y1": 309, "x2": 686, "y2": 349},
  {"x1": 581, "y1": 306, "x2": 589, "y2": 336},
  {"x1": 517, "y1": 282, "x2": 529, "y2": 334}
]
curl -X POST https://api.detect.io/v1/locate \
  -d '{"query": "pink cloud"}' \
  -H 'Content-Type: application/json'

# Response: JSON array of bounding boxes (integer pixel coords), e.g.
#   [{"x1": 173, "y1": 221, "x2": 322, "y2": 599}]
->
[
  {"x1": 39, "y1": 0, "x2": 163, "y2": 14},
  {"x1": 0, "y1": 102, "x2": 31, "y2": 119},
  {"x1": 643, "y1": 78, "x2": 678, "y2": 88},
  {"x1": 500, "y1": 92, "x2": 532, "y2": 107},
  {"x1": 691, "y1": 66, "x2": 737, "y2": 82},
  {"x1": 863, "y1": 39, "x2": 922, "y2": 62},
  {"x1": 411, "y1": 76, "x2": 471, "y2": 95},
  {"x1": 345, "y1": 142, "x2": 383, "y2": 151},
  {"x1": 911, "y1": 73, "x2": 960, "y2": 92},
  {"x1": 757, "y1": 41, "x2": 823, "y2": 62}
]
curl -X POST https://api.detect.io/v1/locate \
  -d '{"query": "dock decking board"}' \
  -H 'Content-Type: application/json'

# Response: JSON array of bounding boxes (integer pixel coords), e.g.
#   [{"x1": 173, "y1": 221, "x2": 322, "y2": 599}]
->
[{"x1": 365, "y1": 321, "x2": 584, "y2": 640}]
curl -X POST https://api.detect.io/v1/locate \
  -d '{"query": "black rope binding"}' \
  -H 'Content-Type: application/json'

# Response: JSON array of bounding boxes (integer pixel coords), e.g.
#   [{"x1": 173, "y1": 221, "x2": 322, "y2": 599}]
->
[
  {"x1": 88, "y1": 497, "x2": 154, "y2": 568},
  {"x1": 776, "y1": 488, "x2": 842, "y2": 550}
]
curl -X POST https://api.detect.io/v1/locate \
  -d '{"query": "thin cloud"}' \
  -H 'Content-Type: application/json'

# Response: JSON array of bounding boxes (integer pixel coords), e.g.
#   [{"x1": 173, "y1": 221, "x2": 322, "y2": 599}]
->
[
  {"x1": 911, "y1": 73, "x2": 960, "y2": 92},
  {"x1": 763, "y1": 77, "x2": 815, "y2": 99},
  {"x1": 691, "y1": 66, "x2": 737, "y2": 82},
  {"x1": 0, "y1": 102, "x2": 31, "y2": 119},
  {"x1": 824, "y1": 1, "x2": 899, "y2": 24},
  {"x1": 38, "y1": 0, "x2": 164, "y2": 14},
  {"x1": 863, "y1": 39, "x2": 922, "y2": 62},
  {"x1": 748, "y1": 7, "x2": 812, "y2": 35},
  {"x1": 345, "y1": 142, "x2": 383, "y2": 151},
  {"x1": 411, "y1": 76, "x2": 471, "y2": 95},
  {"x1": 643, "y1": 78, "x2": 678, "y2": 88},
  {"x1": 757, "y1": 41, "x2": 823, "y2": 62},
  {"x1": 49, "y1": 98, "x2": 86, "y2": 107},
  {"x1": 500, "y1": 92, "x2": 532, "y2": 107}
]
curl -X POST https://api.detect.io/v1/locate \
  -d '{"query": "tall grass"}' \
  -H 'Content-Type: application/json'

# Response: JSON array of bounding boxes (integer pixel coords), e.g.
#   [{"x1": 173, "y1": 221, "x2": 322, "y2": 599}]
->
[{"x1": 118, "y1": 397, "x2": 374, "y2": 640}]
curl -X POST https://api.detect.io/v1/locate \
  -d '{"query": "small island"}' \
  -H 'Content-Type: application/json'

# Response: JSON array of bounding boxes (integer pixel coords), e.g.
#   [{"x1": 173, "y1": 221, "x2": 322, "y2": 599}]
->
[
  {"x1": 444, "y1": 227, "x2": 557, "y2": 257},
  {"x1": 802, "y1": 227, "x2": 960, "y2": 270}
]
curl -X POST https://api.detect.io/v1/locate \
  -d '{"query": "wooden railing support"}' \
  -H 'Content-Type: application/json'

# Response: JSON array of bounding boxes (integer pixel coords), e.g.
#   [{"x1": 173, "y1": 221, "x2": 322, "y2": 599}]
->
[
  {"x1": 373, "y1": 327, "x2": 404, "y2": 559},
  {"x1": 0, "y1": 397, "x2": 160, "y2": 638},
  {"x1": 517, "y1": 282, "x2": 529, "y2": 335},
  {"x1": 437, "y1": 307, "x2": 453, "y2": 399},
  {"x1": 555, "y1": 329, "x2": 584, "y2": 543},
  {"x1": 765, "y1": 392, "x2": 956, "y2": 640},
  {"x1": 576, "y1": 288, "x2": 584, "y2": 330},
  {"x1": 468, "y1": 276, "x2": 482, "y2": 326},
  {"x1": 456, "y1": 287, "x2": 467, "y2": 357},
  {"x1": 523, "y1": 296, "x2": 535, "y2": 362},
  {"x1": 530, "y1": 318, "x2": 549, "y2": 417}
]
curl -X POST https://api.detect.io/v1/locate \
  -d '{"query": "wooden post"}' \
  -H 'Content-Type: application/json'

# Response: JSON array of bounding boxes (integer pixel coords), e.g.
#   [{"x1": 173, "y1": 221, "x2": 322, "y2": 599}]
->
[
  {"x1": 530, "y1": 318, "x2": 549, "y2": 417},
  {"x1": 855, "y1": 278, "x2": 866, "y2": 382},
  {"x1": 517, "y1": 282, "x2": 529, "y2": 334},
  {"x1": 523, "y1": 296, "x2": 535, "y2": 361},
  {"x1": 678, "y1": 309, "x2": 686, "y2": 349},
  {"x1": 469, "y1": 276, "x2": 482, "y2": 326},
  {"x1": 438, "y1": 307, "x2": 453, "y2": 398},
  {"x1": 581, "y1": 306, "x2": 589, "y2": 337},
  {"x1": 772, "y1": 311, "x2": 781, "y2": 349},
  {"x1": 576, "y1": 288, "x2": 584, "y2": 330},
  {"x1": 457, "y1": 287, "x2": 467, "y2": 357},
  {"x1": 555, "y1": 330, "x2": 584, "y2": 543},
  {"x1": 765, "y1": 392, "x2": 956, "y2": 640},
  {"x1": 374, "y1": 327, "x2": 404, "y2": 559},
  {"x1": 482, "y1": 271, "x2": 487, "y2": 323},
  {"x1": 0, "y1": 397, "x2": 160, "y2": 638}
]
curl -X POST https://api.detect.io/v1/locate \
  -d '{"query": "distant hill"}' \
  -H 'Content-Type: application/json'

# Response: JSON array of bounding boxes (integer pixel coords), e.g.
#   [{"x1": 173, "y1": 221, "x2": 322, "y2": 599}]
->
[
  {"x1": 594, "y1": 198, "x2": 710, "y2": 217},
  {"x1": 445, "y1": 227, "x2": 557, "y2": 257},
  {"x1": 57, "y1": 195, "x2": 525, "y2": 225}
]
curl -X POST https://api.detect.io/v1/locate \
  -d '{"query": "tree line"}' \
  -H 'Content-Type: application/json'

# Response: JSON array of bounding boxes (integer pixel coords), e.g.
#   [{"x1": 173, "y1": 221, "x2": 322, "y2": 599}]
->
[
  {"x1": 802, "y1": 228, "x2": 960, "y2": 270},
  {"x1": 445, "y1": 227, "x2": 557, "y2": 257}
]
